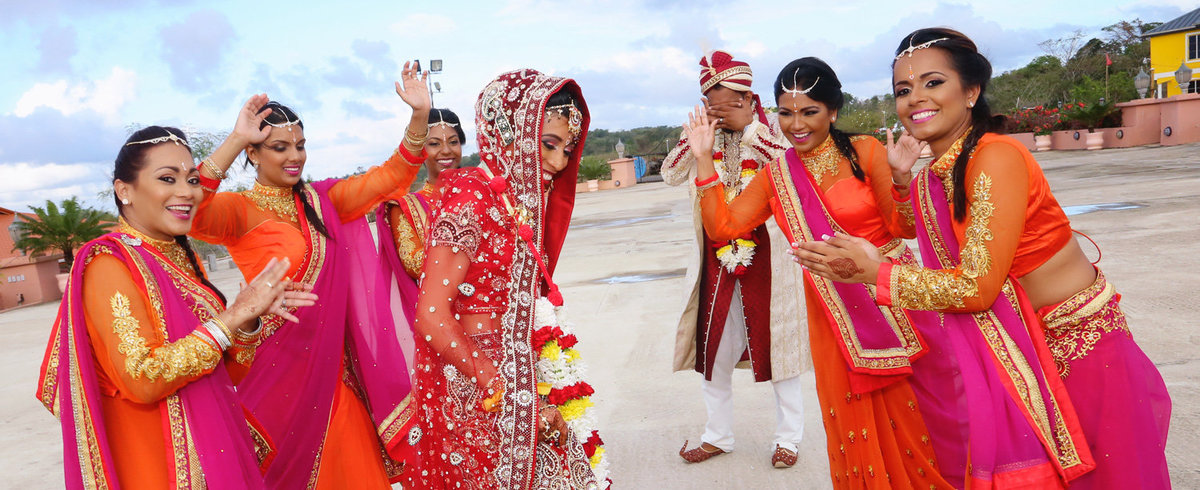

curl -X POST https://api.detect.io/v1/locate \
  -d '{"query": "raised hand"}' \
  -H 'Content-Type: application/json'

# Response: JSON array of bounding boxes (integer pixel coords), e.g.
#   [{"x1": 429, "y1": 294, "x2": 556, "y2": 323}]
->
[
  {"x1": 886, "y1": 127, "x2": 926, "y2": 181},
  {"x1": 231, "y1": 94, "x2": 274, "y2": 147},
  {"x1": 394, "y1": 61, "x2": 431, "y2": 113},
  {"x1": 684, "y1": 103, "x2": 719, "y2": 160}
]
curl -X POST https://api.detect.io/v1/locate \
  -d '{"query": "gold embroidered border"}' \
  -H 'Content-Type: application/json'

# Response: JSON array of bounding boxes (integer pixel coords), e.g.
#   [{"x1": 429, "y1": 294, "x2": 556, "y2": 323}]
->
[
  {"x1": 261, "y1": 184, "x2": 327, "y2": 338},
  {"x1": 377, "y1": 394, "x2": 416, "y2": 444},
  {"x1": 66, "y1": 294, "x2": 110, "y2": 489},
  {"x1": 1042, "y1": 281, "x2": 1127, "y2": 378},
  {"x1": 768, "y1": 157, "x2": 922, "y2": 368},
  {"x1": 109, "y1": 291, "x2": 221, "y2": 382}
]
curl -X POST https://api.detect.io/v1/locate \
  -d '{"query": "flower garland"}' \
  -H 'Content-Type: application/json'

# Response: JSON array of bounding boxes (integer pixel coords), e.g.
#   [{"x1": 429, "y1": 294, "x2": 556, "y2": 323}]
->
[
  {"x1": 712, "y1": 150, "x2": 758, "y2": 276},
  {"x1": 533, "y1": 297, "x2": 611, "y2": 488}
]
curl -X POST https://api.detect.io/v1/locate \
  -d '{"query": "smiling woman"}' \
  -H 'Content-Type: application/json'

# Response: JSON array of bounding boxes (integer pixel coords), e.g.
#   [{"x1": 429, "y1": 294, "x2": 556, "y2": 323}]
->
[
  {"x1": 183, "y1": 61, "x2": 433, "y2": 489},
  {"x1": 36, "y1": 126, "x2": 315, "y2": 489}
]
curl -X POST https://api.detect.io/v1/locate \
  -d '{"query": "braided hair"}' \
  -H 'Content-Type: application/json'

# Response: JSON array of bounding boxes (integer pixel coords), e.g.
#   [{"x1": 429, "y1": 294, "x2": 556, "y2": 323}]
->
[
  {"x1": 894, "y1": 28, "x2": 996, "y2": 221},
  {"x1": 774, "y1": 57, "x2": 865, "y2": 181},
  {"x1": 253, "y1": 101, "x2": 330, "y2": 238},
  {"x1": 114, "y1": 126, "x2": 228, "y2": 305}
]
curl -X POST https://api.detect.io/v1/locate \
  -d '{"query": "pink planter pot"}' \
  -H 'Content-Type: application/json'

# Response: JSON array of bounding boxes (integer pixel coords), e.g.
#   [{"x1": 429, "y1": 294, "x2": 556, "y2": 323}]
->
[
  {"x1": 1034, "y1": 135, "x2": 1051, "y2": 152},
  {"x1": 1085, "y1": 131, "x2": 1103, "y2": 150}
]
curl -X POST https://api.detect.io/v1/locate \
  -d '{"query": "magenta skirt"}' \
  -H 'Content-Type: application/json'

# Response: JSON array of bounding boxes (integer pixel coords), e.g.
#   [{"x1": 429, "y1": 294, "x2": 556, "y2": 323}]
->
[{"x1": 1040, "y1": 270, "x2": 1172, "y2": 489}]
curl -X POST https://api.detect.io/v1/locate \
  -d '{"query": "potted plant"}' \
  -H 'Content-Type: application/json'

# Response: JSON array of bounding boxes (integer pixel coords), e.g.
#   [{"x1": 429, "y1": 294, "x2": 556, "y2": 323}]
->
[
  {"x1": 1063, "y1": 101, "x2": 1115, "y2": 150},
  {"x1": 577, "y1": 156, "x2": 611, "y2": 192}
]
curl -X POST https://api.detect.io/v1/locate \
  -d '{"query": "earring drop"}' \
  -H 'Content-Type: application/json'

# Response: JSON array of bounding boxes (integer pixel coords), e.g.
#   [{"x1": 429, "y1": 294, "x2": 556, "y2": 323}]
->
[
  {"x1": 121, "y1": 199, "x2": 130, "y2": 205},
  {"x1": 968, "y1": 100, "x2": 975, "y2": 108}
]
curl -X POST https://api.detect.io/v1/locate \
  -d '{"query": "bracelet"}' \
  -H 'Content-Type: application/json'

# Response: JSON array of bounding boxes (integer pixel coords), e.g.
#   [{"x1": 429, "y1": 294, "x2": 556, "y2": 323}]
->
[
  {"x1": 201, "y1": 320, "x2": 232, "y2": 350},
  {"x1": 891, "y1": 174, "x2": 911, "y2": 188},
  {"x1": 233, "y1": 318, "x2": 263, "y2": 348},
  {"x1": 200, "y1": 158, "x2": 227, "y2": 180},
  {"x1": 403, "y1": 131, "x2": 427, "y2": 148}
]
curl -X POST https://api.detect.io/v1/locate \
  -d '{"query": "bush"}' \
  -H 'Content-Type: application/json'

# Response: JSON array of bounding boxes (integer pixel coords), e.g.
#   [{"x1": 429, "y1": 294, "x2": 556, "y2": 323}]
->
[{"x1": 577, "y1": 156, "x2": 611, "y2": 182}]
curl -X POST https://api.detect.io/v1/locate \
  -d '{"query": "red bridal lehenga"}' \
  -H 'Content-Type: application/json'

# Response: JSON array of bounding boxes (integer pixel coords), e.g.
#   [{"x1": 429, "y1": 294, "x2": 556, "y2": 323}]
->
[{"x1": 396, "y1": 69, "x2": 609, "y2": 489}]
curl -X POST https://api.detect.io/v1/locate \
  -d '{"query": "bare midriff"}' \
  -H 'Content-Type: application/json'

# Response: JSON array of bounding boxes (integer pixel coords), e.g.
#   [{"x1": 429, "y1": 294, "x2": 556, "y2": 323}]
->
[{"x1": 1017, "y1": 239, "x2": 1097, "y2": 310}]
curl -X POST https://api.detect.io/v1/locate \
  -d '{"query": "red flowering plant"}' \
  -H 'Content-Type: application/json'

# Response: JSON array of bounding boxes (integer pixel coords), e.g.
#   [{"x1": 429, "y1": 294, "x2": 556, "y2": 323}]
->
[{"x1": 1006, "y1": 105, "x2": 1063, "y2": 136}]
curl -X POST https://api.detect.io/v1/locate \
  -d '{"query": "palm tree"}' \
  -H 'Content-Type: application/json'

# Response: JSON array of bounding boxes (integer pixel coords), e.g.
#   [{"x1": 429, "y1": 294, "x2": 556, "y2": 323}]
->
[{"x1": 12, "y1": 198, "x2": 116, "y2": 272}]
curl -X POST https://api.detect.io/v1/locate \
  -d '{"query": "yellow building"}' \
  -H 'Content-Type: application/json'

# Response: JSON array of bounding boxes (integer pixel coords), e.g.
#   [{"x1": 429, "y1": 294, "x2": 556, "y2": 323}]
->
[{"x1": 1146, "y1": 7, "x2": 1200, "y2": 98}]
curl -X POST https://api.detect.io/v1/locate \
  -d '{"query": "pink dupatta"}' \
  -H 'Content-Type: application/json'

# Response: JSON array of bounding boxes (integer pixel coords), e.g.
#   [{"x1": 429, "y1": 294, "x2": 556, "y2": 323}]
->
[
  {"x1": 911, "y1": 168, "x2": 1094, "y2": 487},
  {"x1": 36, "y1": 234, "x2": 266, "y2": 489},
  {"x1": 237, "y1": 180, "x2": 415, "y2": 487},
  {"x1": 769, "y1": 148, "x2": 928, "y2": 393}
]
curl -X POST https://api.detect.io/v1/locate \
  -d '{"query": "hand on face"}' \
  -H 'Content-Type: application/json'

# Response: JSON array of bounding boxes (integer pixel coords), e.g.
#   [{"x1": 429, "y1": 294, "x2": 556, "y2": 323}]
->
[
  {"x1": 231, "y1": 94, "x2": 274, "y2": 147},
  {"x1": 789, "y1": 233, "x2": 884, "y2": 284},
  {"x1": 395, "y1": 61, "x2": 431, "y2": 113},
  {"x1": 704, "y1": 87, "x2": 754, "y2": 131},
  {"x1": 684, "y1": 103, "x2": 719, "y2": 159},
  {"x1": 116, "y1": 144, "x2": 203, "y2": 240},
  {"x1": 885, "y1": 127, "x2": 926, "y2": 179}
]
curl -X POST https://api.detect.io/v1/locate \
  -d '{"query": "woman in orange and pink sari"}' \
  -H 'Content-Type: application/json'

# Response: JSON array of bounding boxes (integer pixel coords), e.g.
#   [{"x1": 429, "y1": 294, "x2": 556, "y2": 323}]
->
[
  {"x1": 37, "y1": 126, "x2": 315, "y2": 489},
  {"x1": 799, "y1": 28, "x2": 1170, "y2": 488},
  {"x1": 188, "y1": 62, "x2": 430, "y2": 488}
]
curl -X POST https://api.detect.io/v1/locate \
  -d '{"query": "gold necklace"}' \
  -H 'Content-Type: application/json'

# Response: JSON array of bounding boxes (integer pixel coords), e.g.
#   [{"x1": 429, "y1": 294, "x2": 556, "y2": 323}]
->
[
  {"x1": 243, "y1": 182, "x2": 298, "y2": 222},
  {"x1": 799, "y1": 135, "x2": 841, "y2": 186},
  {"x1": 116, "y1": 218, "x2": 191, "y2": 272},
  {"x1": 930, "y1": 128, "x2": 972, "y2": 181}
]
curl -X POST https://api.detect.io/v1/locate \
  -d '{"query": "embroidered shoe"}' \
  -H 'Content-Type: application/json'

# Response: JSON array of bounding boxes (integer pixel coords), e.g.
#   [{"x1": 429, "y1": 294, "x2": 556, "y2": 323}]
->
[
  {"x1": 679, "y1": 440, "x2": 726, "y2": 463},
  {"x1": 771, "y1": 445, "x2": 797, "y2": 468}
]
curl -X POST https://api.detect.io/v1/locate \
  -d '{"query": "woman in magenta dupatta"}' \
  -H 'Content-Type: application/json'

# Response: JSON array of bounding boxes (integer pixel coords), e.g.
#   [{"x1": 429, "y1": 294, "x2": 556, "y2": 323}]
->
[
  {"x1": 800, "y1": 28, "x2": 1170, "y2": 489},
  {"x1": 36, "y1": 126, "x2": 313, "y2": 489}
]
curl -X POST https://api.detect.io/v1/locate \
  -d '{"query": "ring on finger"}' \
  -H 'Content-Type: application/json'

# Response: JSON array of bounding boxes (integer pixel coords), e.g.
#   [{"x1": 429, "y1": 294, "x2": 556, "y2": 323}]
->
[
  {"x1": 265, "y1": 281, "x2": 274, "y2": 288},
  {"x1": 281, "y1": 298, "x2": 287, "y2": 308}
]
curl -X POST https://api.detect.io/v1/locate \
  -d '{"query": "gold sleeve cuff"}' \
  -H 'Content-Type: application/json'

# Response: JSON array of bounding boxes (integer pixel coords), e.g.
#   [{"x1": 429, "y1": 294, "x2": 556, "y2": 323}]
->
[
  {"x1": 111, "y1": 292, "x2": 221, "y2": 382},
  {"x1": 888, "y1": 264, "x2": 980, "y2": 310}
]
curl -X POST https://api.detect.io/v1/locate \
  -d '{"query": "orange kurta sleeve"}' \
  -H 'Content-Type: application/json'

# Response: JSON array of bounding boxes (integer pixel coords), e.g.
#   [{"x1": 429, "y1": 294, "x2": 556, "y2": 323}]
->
[
  {"x1": 877, "y1": 141, "x2": 1029, "y2": 313},
  {"x1": 83, "y1": 254, "x2": 223, "y2": 405},
  {"x1": 329, "y1": 145, "x2": 424, "y2": 222},
  {"x1": 698, "y1": 169, "x2": 775, "y2": 241},
  {"x1": 856, "y1": 138, "x2": 916, "y2": 239},
  {"x1": 191, "y1": 189, "x2": 249, "y2": 245}
]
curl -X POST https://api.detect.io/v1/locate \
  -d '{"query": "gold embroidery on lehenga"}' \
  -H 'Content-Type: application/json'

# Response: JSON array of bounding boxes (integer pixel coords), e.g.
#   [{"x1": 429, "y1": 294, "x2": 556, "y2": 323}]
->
[
  {"x1": 1040, "y1": 275, "x2": 1129, "y2": 377},
  {"x1": 888, "y1": 172, "x2": 994, "y2": 310},
  {"x1": 110, "y1": 291, "x2": 220, "y2": 382},
  {"x1": 394, "y1": 208, "x2": 426, "y2": 276}
]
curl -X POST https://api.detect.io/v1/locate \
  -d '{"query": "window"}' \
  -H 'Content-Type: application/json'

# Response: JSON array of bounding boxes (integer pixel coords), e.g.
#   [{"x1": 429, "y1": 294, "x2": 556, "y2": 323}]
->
[
  {"x1": 1189, "y1": 80, "x2": 1200, "y2": 94},
  {"x1": 1159, "y1": 82, "x2": 1169, "y2": 98},
  {"x1": 1191, "y1": 33, "x2": 1200, "y2": 61}
]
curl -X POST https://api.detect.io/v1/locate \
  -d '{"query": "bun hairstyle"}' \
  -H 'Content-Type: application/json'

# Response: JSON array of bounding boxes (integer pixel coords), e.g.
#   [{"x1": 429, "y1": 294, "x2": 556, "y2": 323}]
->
[
  {"x1": 253, "y1": 101, "x2": 329, "y2": 238},
  {"x1": 113, "y1": 126, "x2": 227, "y2": 305},
  {"x1": 894, "y1": 28, "x2": 995, "y2": 221},
  {"x1": 774, "y1": 57, "x2": 865, "y2": 181},
  {"x1": 428, "y1": 108, "x2": 466, "y2": 143}
]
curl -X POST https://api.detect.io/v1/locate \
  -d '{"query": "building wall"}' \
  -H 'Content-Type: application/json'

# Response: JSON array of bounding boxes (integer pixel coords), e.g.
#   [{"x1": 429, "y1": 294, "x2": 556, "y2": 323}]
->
[
  {"x1": 1150, "y1": 29, "x2": 1200, "y2": 98},
  {"x1": 0, "y1": 208, "x2": 65, "y2": 309}
]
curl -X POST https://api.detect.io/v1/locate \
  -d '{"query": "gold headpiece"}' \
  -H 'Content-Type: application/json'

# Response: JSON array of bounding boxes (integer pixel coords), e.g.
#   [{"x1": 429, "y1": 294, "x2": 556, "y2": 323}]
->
[
  {"x1": 546, "y1": 103, "x2": 582, "y2": 141},
  {"x1": 124, "y1": 130, "x2": 190, "y2": 150}
]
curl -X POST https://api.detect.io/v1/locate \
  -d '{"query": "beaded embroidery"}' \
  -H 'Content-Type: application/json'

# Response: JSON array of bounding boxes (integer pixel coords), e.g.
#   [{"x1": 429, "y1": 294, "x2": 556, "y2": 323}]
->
[
  {"x1": 799, "y1": 135, "x2": 841, "y2": 186},
  {"x1": 243, "y1": 182, "x2": 298, "y2": 222}
]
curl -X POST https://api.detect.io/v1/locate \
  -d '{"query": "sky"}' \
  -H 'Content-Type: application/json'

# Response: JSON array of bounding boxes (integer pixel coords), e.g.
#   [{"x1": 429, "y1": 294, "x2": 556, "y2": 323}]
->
[{"x1": 0, "y1": 0, "x2": 1191, "y2": 213}]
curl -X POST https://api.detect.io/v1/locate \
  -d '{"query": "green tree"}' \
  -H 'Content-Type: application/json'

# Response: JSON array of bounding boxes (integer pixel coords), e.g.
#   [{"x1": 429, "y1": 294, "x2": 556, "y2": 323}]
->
[{"x1": 12, "y1": 198, "x2": 117, "y2": 271}]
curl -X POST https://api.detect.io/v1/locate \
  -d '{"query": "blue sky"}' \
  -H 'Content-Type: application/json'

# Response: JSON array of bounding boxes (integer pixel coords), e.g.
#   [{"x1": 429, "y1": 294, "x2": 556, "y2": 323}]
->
[{"x1": 1, "y1": 0, "x2": 1190, "y2": 212}]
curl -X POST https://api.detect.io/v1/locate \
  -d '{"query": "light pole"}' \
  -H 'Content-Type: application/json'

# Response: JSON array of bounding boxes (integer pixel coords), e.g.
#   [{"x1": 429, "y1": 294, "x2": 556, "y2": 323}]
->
[
  {"x1": 1174, "y1": 61, "x2": 1193, "y2": 96},
  {"x1": 422, "y1": 59, "x2": 443, "y2": 106}
]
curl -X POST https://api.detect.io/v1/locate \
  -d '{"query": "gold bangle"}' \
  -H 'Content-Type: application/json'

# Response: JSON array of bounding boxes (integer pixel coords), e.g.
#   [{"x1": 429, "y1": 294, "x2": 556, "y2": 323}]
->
[
  {"x1": 200, "y1": 158, "x2": 227, "y2": 180},
  {"x1": 232, "y1": 318, "x2": 263, "y2": 347},
  {"x1": 210, "y1": 315, "x2": 237, "y2": 347}
]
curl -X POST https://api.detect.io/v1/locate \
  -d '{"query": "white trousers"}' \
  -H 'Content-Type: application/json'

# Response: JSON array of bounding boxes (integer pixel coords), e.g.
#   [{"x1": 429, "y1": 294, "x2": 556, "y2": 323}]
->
[{"x1": 700, "y1": 282, "x2": 805, "y2": 452}]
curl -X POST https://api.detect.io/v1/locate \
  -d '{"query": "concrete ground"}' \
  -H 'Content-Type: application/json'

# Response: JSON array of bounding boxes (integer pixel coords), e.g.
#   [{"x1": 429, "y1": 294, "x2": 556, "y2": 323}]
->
[{"x1": 3, "y1": 143, "x2": 1197, "y2": 488}]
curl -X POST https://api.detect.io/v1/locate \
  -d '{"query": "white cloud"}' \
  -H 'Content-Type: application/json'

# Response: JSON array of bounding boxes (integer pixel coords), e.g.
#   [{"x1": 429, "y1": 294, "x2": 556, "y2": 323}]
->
[
  {"x1": 388, "y1": 14, "x2": 458, "y2": 37},
  {"x1": 12, "y1": 67, "x2": 137, "y2": 124},
  {"x1": 1, "y1": 162, "x2": 102, "y2": 193}
]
